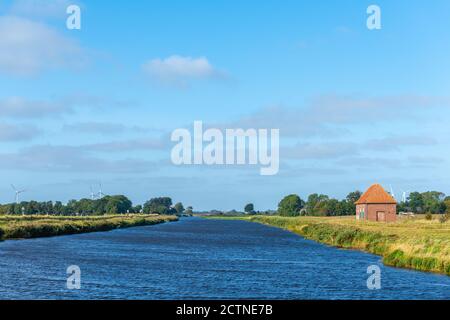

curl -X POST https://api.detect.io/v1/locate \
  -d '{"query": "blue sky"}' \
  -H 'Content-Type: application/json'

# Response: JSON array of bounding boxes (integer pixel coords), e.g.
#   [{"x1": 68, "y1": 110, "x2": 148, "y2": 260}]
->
[{"x1": 1, "y1": 0, "x2": 450, "y2": 210}]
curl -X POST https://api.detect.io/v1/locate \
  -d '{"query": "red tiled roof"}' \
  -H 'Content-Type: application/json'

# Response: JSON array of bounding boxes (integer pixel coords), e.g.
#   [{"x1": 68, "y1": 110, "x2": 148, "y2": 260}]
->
[{"x1": 355, "y1": 184, "x2": 397, "y2": 204}]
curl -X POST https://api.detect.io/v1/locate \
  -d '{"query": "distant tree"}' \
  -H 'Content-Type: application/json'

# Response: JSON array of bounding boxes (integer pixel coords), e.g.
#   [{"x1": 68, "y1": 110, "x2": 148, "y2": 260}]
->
[
  {"x1": 278, "y1": 195, "x2": 304, "y2": 216},
  {"x1": 105, "y1": 199, "x2": 119, "y2": 214},
  {"x1": 435, "y1": 202, "x2": 447, "y2": 215},
  {"x1": 306, "y1": 194, "x2": 329, "y2": 216},
  {"x1": 105, "y1": 195, "x2": 132, "y2": 214},
  {"x1": 94, "y1": 197, "x2": 109, "y2": 214},
  {"x1": 408, "y1": 192, "x2": 425, "y2": 213},
  {"x1": 54, "y1": 201, "x2": 64, "y2": 215},
  {"x1": 225, "y1": 209, "x2": 242, "y2": 216},
  {"x1": 340, "y1": 200, "x2": 353, "y2": 216},
  {"x1": 0, "y1": 203, "x2": 14, "y2": 215},
  {"x1": 77, "y1": 198, "x2": 94, "y2": 215},
  {"x1": 397, "y1": 201, "x2": 408, "y2": 213},
  {"x1": 311, "y1": 200, "x2": 327, "y2": 216},
  {"x1": 15, "y1": 203, "x2": 24, "y2": 215},
  {"x1": 26, "y1": 201, "x2": 40, "y2": 215},
  {"x1": 421, "y1": 191, "x2": 446, "y2": 214},
  {"x1": 322, "y1": 199, "x2": 339, "y2": 216},
  {"x1": 244, "y1": 203, "x2": 254, "y2": 214},
  {"x1": 445, "y1": 200, "x2": 450, "y2": 215},
  {"x1": 143, "y1": 197, "x2": 174, "y2": 214},
  {"x1": 174, "y1": 202, "x2": 185, "y2": 214},
  {"x1": 346, "y1": 191, "x2": 362, "y2": 204},
  {"x1": 422, "y1": 191, "x2": 445, "y2": 202},
  {"x1": 185, "y1": 206, "x2": 193, "y2": 215},
  {"x1": 338, "y1": 191, "x2": 363, "y2": 216}
]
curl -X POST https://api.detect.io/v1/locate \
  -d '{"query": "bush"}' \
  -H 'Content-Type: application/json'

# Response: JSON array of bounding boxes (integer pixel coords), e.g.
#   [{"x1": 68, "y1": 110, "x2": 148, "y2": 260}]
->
[
  {"x1": 278, "y1": 194, "x2": 305, "y2": 216},
  {"x1": 439, "y1": 213, "x2": 448, "y2": 223},
  {"x1": 425, "y1": 212, "x2": 433, "y2": 220}
]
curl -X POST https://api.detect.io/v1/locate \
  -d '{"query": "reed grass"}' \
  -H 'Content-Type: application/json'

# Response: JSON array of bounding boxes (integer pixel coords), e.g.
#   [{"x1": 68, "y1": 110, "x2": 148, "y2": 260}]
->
[{"x1": 0, "y1": 214, "x2": 178, "y2": 240}]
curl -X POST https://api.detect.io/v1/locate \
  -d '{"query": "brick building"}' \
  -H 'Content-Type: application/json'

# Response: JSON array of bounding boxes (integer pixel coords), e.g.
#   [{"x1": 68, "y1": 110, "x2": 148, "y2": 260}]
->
[{"x1": 355, "y1": 184, "x2": 397, "y2": 222}]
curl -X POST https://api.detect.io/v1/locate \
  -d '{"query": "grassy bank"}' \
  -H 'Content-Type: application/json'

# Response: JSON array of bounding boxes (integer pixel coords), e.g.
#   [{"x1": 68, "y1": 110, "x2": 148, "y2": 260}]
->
[
  {"x1": 0, "y1": 214, "x2": 178, "y2": 240},
  {"x1": 206, "y1": 215, "x2": 450, "y2": 276}
]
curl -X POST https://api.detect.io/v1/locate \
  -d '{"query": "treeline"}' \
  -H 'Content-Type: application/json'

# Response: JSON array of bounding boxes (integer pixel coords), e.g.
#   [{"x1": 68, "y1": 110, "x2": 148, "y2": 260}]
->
[
  {"x1": 0, "y1": 195, "x2": 193, "y2": 216},
  {"x1": 398, "y1": 191, "x2": 450, "y2": 214},
  {"x1": 276, "y1": 191, "x2": 363, "y2": 217},
  {"x1": 275, "y1": 190, "x2": 450, "y2": 217}
]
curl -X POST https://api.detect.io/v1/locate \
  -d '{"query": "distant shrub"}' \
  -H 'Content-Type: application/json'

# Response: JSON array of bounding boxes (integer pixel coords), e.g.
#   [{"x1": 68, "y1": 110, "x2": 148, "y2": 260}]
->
[
  {"x1": 277, "y1": 194, "x2": 305, "y2": 217},
  {"x1": 301, "y1": 223, "x2": 389, "y2": 251},
  {"x1": 439, "y1": 214, "x2": 448, "y2": 224},
  {"x1": 425, "y1": 213, "x2": 433, "y2": 220},
  {"x1": 384, "y1": 249, "x2": 405, "y2": 267}
]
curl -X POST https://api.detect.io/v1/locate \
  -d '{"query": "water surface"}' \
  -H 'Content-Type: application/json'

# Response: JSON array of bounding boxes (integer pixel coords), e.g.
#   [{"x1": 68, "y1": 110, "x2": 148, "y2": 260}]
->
[{"x1": 0, "y1": 217, "x2": 449, "y2": 299}]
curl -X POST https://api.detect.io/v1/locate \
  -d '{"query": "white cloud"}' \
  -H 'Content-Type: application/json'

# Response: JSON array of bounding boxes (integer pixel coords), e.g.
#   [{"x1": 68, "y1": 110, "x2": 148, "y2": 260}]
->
[
  {"x1": 282, "y1": 142, "x2": 358, "y2": 160},
  {"x1": 218, "y1": 94, "x2": 450, "y2": 138},
  {"x1": 366, "y1": 136, "x2": 437, "y2": 151},
  {"x1": 0, "y1": 145, "x2": 160, "y2": 173},
  {"x1": 85, "y1": 138, "x2": 167, "y2": 153},
  {"x1": 0, "y1": 96, "x2": 67, "y2": 118},
  {"x1": 62, "y1": 122, "x2": 160, "y2": 135},
  {"x1": 0, "y1": 123, "x2": 40, "y2": 141},
  {"x1": 281, "y1": 136, "x2": 438, "y2": 161},
  {"x1": 304, "y1": 94, "x2": 449, "y2": 125},
  {"x1": 408, "y1": 156, "x2": 444, "y2": 165},
  {"x1": 0, "y1": 15, "x2": 85, "y2": 75},
  {"x1": 62, "y1": 122, "x2": 130, "y2": 135},
  {"x1": 335, "y1": 157, "x2": 402, "y2": 169},
  {"x1": 142, "y1": 55, "x2": 222, "y2": 87},
  {"x1": 0, "y1": 95, "x2": 131, "y2": 118}
]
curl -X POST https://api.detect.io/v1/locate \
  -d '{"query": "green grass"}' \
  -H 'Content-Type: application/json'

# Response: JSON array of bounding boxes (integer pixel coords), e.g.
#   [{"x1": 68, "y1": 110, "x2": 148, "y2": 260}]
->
[
  {"x1": 206, "y1": 215, "x2": 450, "y2": 276},
  {"x1": 0, "y1": 214, "x2": 178, "y2": 240}
]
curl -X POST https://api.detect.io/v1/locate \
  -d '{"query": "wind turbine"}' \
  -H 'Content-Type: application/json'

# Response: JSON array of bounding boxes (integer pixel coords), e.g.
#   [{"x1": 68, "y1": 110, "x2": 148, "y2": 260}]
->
[
  {"x1": 90, "y1": 185, "x2": 96, "y2": 200},
  {"x1": 97, "y1": 182, "x2": 105, "y2": 198},
  {"x1": 389, "y1": 185, "x2": 396, "y2": 201},
  {"x1": 401, "y1": 190, "x2": 411, "y2": 203},
  {"x1": 11, "y1": 184, "x2": 26, "y2": 204}
]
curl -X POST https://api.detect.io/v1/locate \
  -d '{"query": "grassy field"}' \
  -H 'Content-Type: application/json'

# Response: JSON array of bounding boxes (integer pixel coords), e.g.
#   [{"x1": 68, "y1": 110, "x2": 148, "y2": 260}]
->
[
  {"x1": 206, "y1": 215, "x2": 450, "y2": 276},
  {"x1": 0, "y1": 214, "x2": 178, "y2": 240}
]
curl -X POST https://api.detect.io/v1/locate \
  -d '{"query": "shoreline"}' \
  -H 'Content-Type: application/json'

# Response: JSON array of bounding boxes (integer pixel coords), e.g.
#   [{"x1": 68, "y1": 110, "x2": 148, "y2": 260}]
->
[
  {"x1": 205, "y1": 215, "x2": 450, "y2": 276},
  {"x1": 0, "y1": 215, "x2": 178, "y2": 241}
]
